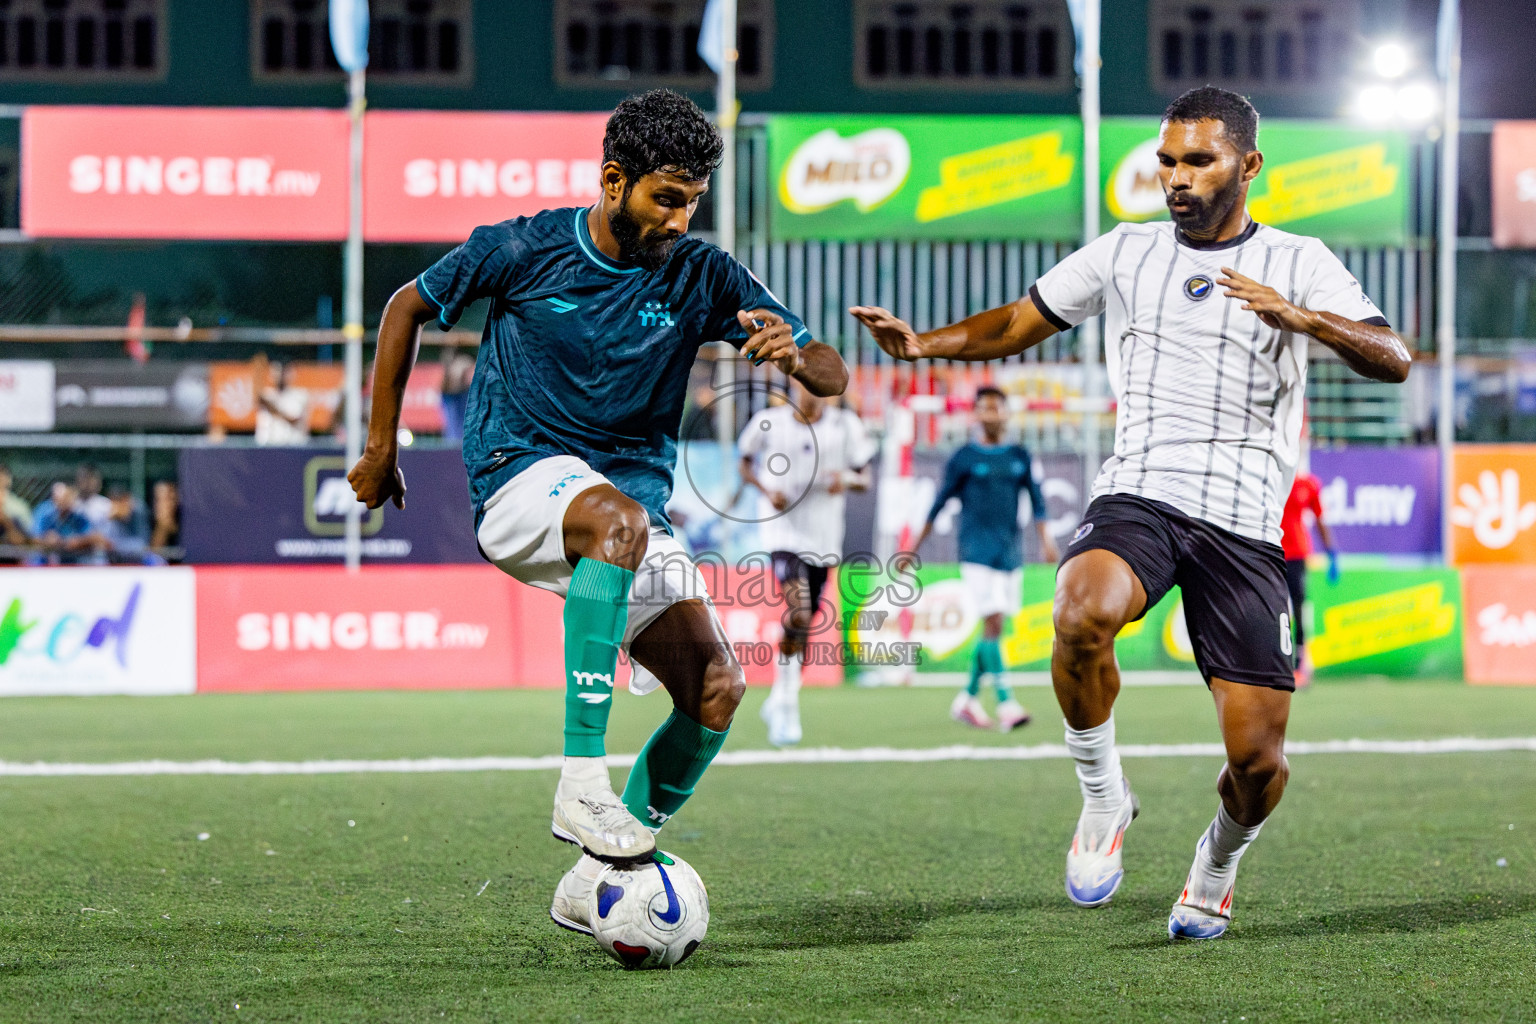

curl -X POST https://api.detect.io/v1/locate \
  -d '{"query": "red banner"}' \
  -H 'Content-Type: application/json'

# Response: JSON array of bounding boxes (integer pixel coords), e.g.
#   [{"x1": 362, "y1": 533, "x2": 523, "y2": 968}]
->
[
  {"x1": 1461, "y1": 566, "x2": 1536, "y2": 685},
  {"x1": 1493, "y1": 121, "x2": 1536, "y2": 250},
  {"x1": 22, "y1": 106, "x2": 351, "y2": 240},
  {"x1": 362, "y1": 111, "x2": 609, "y2": 242},
  {"x1": 196, "y1": 565, "x2": 530, "y2": 692}
]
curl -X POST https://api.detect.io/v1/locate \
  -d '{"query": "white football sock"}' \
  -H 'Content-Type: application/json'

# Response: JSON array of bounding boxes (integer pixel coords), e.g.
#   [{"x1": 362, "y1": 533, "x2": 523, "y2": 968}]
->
[
  {"x1": 1201, "y1": 804, "x2": 1264, "y2": 873},
  {"x1": 557, "y1": 755, "x2": 610, "y2": 799},
  {"x1": 1064, "y1": 715, "x2": 1124, "y2": 813},
  {"x1": 773, "y1": 651, "x2": 802, "y2": 705}
]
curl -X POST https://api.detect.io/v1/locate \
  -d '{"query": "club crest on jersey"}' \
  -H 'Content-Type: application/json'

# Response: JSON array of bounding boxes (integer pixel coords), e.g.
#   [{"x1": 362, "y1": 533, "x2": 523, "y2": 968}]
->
[
  {"x1": 1183, "y1": 275, "x2": 1214, "y2": 301},
  {"x1": 639, "y1": 300, "x2": 675, "y2": 328},
  {"x1": 1072, "y1": 522, "x2": 1094, "y2": 543}
]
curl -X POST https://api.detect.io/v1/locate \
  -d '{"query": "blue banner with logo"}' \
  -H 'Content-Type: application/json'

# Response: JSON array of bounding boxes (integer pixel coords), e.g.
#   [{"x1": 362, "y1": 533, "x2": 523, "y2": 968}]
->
[{"x1": 180, "y1": 447, "x2": 479, "y2": 564}]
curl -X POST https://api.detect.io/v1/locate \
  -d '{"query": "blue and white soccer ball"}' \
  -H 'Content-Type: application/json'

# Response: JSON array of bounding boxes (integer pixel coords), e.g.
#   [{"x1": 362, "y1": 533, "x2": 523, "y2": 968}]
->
[{"x1": 586, "y1": 852, "x2": 709, "y2": 969}]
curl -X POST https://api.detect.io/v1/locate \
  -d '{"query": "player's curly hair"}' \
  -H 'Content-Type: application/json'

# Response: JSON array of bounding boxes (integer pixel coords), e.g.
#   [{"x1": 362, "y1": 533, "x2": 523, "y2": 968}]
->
[
  {"x1": 604, "y1": 89, "x2": 724, "y2": 184},
  {"x1": 1163, "y1": 86, "x2": 1260, "y2": 152}
]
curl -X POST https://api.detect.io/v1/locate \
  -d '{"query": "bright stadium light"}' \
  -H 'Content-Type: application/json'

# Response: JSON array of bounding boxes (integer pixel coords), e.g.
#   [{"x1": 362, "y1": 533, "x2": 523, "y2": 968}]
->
[
  {"x1": 1372, "y1": 41, "x2": 1411, "y2": 78},
  {"x1": 1354, "y1": 84, "x2": 1398, "y2": 122},
  {"x1": 1395, "y1": 81, "x2": 1440, "y2": 123}
]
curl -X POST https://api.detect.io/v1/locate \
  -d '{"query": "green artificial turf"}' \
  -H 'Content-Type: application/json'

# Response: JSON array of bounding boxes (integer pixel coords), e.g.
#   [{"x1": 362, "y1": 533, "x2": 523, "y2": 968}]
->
[{"x1": 0, "y1": 683, "x2": 1532, "y2": 1022}]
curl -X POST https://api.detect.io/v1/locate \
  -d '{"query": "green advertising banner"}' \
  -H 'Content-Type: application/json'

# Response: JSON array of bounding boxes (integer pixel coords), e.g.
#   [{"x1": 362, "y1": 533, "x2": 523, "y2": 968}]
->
[
  {"x1": 840, "y1": 565, "x2": 1462, "y2": 681},
  {"x1": 768, "y1": 114, "x2": 1083, "y2": 241},
  {"x1": 1101, "y1": 117, "x2": 1411, "y2": 246}
]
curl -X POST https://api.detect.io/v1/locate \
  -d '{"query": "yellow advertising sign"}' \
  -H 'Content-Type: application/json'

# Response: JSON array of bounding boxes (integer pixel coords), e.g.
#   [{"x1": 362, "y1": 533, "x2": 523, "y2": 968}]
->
[
  {"x1": 1309, "y1": 582, "x2": 1457, "y2": 668},
  {"x1": 1247, "y1": 144, "x2": 1399, "y2": 226},
  {"x1": 916, "y1": 131, "x2": 1075, "y2": 223}
]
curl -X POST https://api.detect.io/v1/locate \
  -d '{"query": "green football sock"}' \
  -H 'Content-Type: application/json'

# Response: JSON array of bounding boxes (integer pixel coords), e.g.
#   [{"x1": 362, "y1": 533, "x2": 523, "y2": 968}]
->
[
  {"x1": 621, "y1": 709, "x2": 729, "y2": 830},
  {"x1": 562, "y1": 559, "x2": 634, "y2": 758},
  {"x1": 967, "y1": 643, "x2": 985, "y2": 697},
  {"x1": 977, "y1": 638, "x2": 1010, "y2": 702}
]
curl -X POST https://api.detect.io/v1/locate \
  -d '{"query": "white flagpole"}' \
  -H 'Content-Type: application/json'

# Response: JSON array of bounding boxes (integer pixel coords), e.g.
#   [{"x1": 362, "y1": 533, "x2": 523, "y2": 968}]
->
[
  {"x1": 343, "y1": 65, "x2": 366, "y2": 572},
  {"x1": 713, "y1": 0, "x2": 739, "y2": 470},
  {"x1": 1077, "y1": 0, "x2": 1103, "y2": 496},
  {"x1": 1436, "y1": 0, "x2": 1459, "y2": 563}
]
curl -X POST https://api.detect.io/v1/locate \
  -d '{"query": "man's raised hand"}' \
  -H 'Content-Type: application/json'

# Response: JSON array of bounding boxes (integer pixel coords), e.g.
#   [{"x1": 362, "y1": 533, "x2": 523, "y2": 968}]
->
[
  {"x1": 849, "y1": 306, "x2": 924, "y2": 361},
  {"x1": 738, "y1": 309, "x2": 804, "y2": 375}
]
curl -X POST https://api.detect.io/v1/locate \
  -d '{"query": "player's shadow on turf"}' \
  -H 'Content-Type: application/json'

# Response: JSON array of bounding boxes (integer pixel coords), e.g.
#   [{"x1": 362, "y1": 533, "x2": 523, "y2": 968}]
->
[{"x1": 725, "y1": 892, "x2": 1041, "y2": 950}]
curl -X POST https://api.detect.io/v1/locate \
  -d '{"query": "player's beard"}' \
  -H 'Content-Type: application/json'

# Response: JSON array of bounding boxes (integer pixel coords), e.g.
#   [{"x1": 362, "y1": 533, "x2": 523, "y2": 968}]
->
[
  {"x1": 610, "y1": 193, "x2": 678, "y2": 272},
  {"x1": 1166, "y1": 171, "x2": 1243, "y2": 240}
]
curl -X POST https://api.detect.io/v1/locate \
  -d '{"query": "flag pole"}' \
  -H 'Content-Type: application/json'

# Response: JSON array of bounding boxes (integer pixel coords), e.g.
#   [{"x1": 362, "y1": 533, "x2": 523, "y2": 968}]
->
[
  {"x1": 1436, "y1": 0, "x2": 1460, "y2": 563},
  {"x1": 1076, "y1": 0, "x2": 1102, "y2": 503},
  {"x1": 343, "y1": 65, "x2": 366, "y2": 572},
  {"x1": 710, "y1": 0, "x2": 740, "y2": 482}
]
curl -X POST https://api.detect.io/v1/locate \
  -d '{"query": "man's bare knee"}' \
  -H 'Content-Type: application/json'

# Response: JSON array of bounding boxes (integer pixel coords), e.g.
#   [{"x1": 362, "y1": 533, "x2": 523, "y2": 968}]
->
[
  {"x1": 565, "y1": 487, "x2": 649, "y2": 571},
  {"x1": 1053, "y1": 596, "x2": 1124, "y2": 655}
]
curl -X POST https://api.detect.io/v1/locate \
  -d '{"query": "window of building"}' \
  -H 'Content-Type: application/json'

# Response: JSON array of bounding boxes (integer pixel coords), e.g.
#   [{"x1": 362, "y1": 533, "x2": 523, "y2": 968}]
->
[
  {"x1": 1149, "y1": 0, "x2": 1362, "y2": 96},
  {"x1": 554, "y1": 0, "x2": 774, "y2": 90},
  {"x1": 252, "y1": 0, "x2": 472, "y2": 84},
  {"x1": 855, "y1": 1, "x2": 1072, "y2": 93},
  {"x1": 0, "y1": 0, "x2": 164, "y2": 80}
]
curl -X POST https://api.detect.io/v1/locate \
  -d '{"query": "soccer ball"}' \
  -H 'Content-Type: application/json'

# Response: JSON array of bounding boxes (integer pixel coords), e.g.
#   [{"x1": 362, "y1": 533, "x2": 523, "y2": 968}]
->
[{"x1": 586, "y1": 852, "x2": 709, "y2": 969}]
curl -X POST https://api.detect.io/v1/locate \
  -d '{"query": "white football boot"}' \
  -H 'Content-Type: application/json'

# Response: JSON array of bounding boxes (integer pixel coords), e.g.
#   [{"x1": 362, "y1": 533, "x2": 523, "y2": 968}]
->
[
  {"x1": 995, "y1": 699, "x2": 1032, "y2": 732},
  {"x1": 1168, "y1": 835, "x2": 1236, "y2": 940},
  {"x1": 767, "y1": 697, "x2": 802, "y2": 747},
  {"x1": 549, "y1": 853, "x2": 606, "y2": 935},
  {"x1": 950, "y1": 691, "x2": 994, "y2": 729},
  {"x1": 551, "y1": 772, "x2": 656, "y2": 863},
  {"x1": 1065, "y1": 776, "x2": 1140, "y2": 907}
]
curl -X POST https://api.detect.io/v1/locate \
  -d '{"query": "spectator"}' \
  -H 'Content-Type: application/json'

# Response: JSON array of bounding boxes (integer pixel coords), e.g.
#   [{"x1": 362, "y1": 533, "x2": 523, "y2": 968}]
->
[
  {"x1": 32, "y1": 483, "x2": 106, "y2": 565},
  {"x1": 150, "y1": 480, "x2": 181, "y2": 552},
  {"x1": 0, "y1": 463, "x2": 31, "y2": 561},
  {"x1": 103, "y1": 485, "x2": 159, "y2": 564},
  {"x1": 75, "y1": 463, "x2": 113, "y2": 532},
  {"x1": 440, "y1": 342, "x2": 475, "y2": 441},
  {"x1": 0, "y1": 462, "x2": 31, "y2": 528},
  {"x1": 253, "y1": 354, "x2": 312, "y2": 446}
]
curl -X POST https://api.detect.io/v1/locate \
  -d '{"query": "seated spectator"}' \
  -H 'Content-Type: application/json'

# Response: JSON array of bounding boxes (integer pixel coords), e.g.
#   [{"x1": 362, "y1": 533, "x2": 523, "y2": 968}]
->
[
  {"x1": 75, "y1": 463, "x2": 113, "y2": 532},
  {"x1": 32, "y1": 483, "x2": 107, "y2": 566},
  {"x1": 0, "y1": 463, "x2": 32, "y2": 563},
  {"x1": 254, "y1": 354, "x2": 312, "y2": 446},
  {"x1": 150, "y1": 480, "x2": 181, "y2": 554},
  {"x1": 103, "y1": 485, "x2": 161, "y2": 565}
]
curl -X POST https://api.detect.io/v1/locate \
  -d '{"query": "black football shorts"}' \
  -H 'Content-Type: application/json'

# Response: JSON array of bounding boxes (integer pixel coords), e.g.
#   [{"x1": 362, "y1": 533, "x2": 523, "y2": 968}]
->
[{"x1": 1060, "y1": 493, "x2": 1295, "y2": 691}]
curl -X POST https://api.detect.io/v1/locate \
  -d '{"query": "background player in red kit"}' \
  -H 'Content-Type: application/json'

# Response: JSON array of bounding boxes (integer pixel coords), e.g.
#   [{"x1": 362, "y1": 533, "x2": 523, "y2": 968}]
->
[{"x1": 1280, "y1": 470, "x2": 1339, "y2": 687}]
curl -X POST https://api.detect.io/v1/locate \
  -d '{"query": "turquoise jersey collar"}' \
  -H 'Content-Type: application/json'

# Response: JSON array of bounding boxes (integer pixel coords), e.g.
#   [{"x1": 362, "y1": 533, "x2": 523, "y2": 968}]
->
[{"x1": 574, "y1": 206, "x2": 644, "y2": 275}]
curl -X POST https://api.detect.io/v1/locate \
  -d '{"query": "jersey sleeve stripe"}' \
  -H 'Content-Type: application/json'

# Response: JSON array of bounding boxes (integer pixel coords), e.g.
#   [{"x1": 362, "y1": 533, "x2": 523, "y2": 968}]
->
[
  {"x1": 1028, "y1": 283, "x2": 1071, "y2": 332},
  {"x1": 1359, "y1": 316, "x2": 1391, "y2": 328},
  {"x1": 415, "y1": 274, "x2": 455, "y2": 330}
]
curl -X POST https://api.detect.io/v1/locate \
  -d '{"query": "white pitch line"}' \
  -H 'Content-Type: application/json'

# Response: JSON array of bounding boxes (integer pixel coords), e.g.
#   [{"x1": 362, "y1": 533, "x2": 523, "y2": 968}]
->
[{"x1": 0, "y1": 737, "x2": 1531, "y2": 777}]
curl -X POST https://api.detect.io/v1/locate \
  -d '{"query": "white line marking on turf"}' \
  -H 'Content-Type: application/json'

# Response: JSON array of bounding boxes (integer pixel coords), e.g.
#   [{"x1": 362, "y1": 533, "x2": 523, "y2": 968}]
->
[{"x1": 0, "y1": 737, "x2": 1531, "y2": 777}]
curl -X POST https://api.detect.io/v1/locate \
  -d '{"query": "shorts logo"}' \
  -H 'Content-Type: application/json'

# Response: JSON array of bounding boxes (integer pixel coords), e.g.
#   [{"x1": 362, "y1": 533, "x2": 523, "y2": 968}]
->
[
  {"x1": 548, "y1": 472, "x2": 584, "y2": 497},
  {"x1": 1184, "y1": 275, "x2": 1214, "y2": 301},
  {"x1": 1072, "y1": 522, "x2": 1094, "y2": 543}
]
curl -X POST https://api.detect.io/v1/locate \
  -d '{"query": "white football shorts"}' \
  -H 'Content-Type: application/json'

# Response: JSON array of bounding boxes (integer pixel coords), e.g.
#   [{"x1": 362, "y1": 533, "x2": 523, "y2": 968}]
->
[
  {"x1": 959, "y1": 561, "x2": 1024, "y2": 619},
  {"x1": 475, "y1": 454, "x2": 721, "y2": 695}
]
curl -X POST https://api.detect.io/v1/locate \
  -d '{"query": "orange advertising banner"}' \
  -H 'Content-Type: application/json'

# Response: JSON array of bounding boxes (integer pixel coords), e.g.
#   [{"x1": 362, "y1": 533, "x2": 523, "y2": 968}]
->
[
  {"x1": 22, "y1": 106, "x2": 350, "y2": 240},
  {"x1": 1461, "y1": 566, "x2": 1536, "y2": 685},
  {"x1": 361, "y1": 110, "x2": 609, "y2": 243},
  {"x1": 1492, "y1": 121, "x2": 1536, "y2": 250},
  {"x1": 1449, "y1": 445, "x2": 1536, "y2": 565},
  {"x1": 208, "y1": 362, "x2": 344, "y2": 433}
]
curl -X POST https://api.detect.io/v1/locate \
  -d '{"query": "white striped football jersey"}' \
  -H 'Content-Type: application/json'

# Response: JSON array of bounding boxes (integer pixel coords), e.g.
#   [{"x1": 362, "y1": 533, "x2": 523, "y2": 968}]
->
[{"x1": 1031, "y1": 219, "x2": 1386, "y2": 546}]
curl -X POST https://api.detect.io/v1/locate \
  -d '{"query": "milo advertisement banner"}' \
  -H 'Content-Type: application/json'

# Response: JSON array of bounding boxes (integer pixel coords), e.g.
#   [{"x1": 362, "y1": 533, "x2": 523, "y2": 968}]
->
[
  {"x1": 768, "y1": 115, "x2": 1082, "y2": 241},
  {"x1": 841, "y1": 565, "x2": 1461, "y2": 681},
  {"x1": 1102, "y1": 118, "x2": 1410, "y2": 246}
]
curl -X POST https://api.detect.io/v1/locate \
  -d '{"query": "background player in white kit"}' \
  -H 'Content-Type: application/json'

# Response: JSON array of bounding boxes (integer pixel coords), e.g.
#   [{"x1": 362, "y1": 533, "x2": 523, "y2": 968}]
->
[
  {"x1": 853, "y1": 87, "x2": 1410, "y2": 940},
  {"x1": 739, "y1": 378, "x2": 876, "y2": 746}
]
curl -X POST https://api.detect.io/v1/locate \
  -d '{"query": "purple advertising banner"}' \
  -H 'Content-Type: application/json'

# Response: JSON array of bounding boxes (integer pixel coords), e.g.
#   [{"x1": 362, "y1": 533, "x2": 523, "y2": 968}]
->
[
  {"x1": 180, "y1": 447, "x2": 480, "y2": 564},
  {"x1": 1311, "y1": 446, "x2": 1441, "y2": 555}
]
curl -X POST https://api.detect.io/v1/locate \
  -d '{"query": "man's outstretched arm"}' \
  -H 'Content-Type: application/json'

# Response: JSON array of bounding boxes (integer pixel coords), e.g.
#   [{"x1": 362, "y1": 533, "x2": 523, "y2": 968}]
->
[
  {"x1": 849, "y1": 295, "x2": 1060, "y2": 363},
  {"x1": 1218, "y1": 266, "x2": 1411, "y2": 383},
  {"x1": 348, "y1": 281, "x2": 437, "y2": 510},
  {"x1": 737, "y1": 308, "x2": 848, "y2": 396}
]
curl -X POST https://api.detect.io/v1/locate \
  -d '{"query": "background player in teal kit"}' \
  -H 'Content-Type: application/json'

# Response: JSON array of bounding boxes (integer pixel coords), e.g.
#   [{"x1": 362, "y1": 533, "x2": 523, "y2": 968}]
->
[
  {"x1": 899, "y1": 387, "x2": 1059, "y2": 731},
  {"x1": 347, "y1": 90, "x2": 849, "y2": 934}
]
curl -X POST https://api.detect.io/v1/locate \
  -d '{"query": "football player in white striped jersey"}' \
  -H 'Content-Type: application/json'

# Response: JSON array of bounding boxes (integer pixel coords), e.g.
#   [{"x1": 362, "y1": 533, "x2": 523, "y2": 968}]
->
[{"x1": 852, "y1": 86, "x2": 1410, "y2": 941}]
